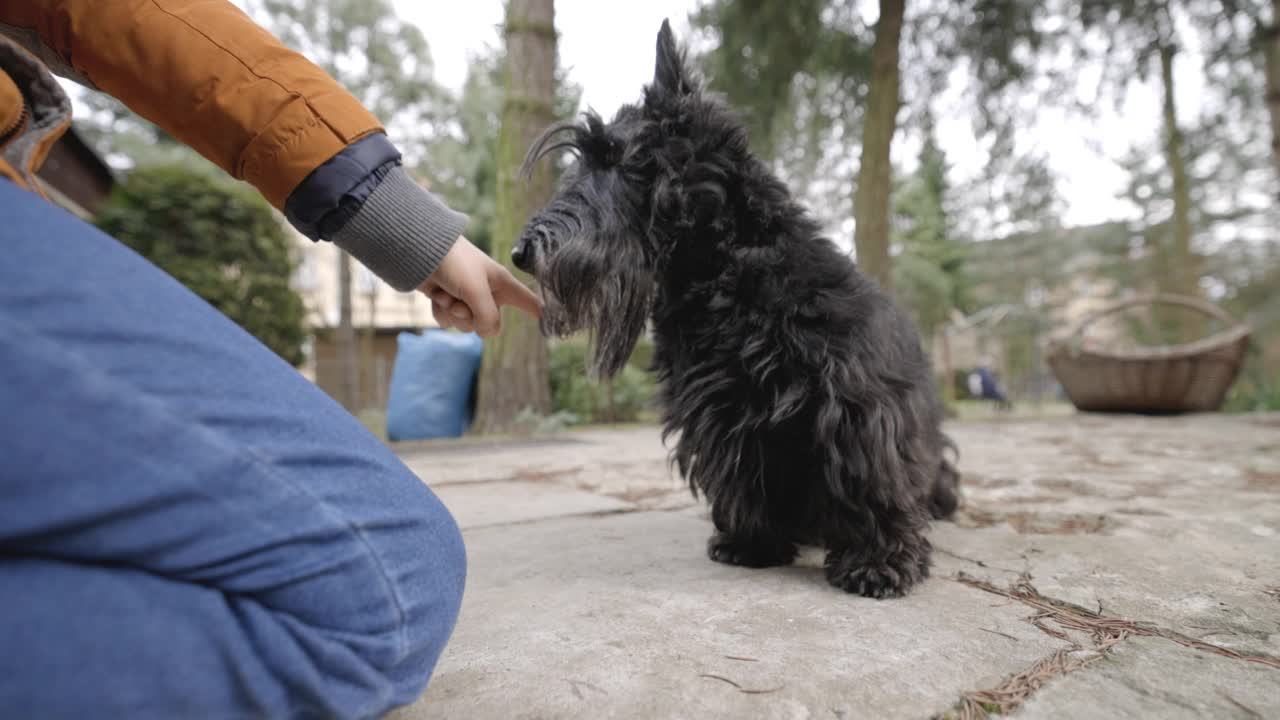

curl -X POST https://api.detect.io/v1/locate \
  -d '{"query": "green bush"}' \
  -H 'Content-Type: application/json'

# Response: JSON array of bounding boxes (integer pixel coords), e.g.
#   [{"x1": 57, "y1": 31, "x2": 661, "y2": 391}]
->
[
  {"x1": 548, "y1": 335, "x2": 656, "y2": 424},
  {"x1": 950, "y1": 369, "x2": 974, "y2": 400},
  {"x1": 1222, "y1": 375, "x2": 1280, "y2": 412},
  {"x1": 95, "y1": 164, "x2": 307, "y2": 366},
  {"x1": 1219, "y1": 343, "x2": 1280, "y2": 413}
]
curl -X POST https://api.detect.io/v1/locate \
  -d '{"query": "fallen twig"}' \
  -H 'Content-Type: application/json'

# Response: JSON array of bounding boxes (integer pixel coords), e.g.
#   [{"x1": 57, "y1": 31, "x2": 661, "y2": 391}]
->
[
  {"x1": 954, "y1": 573, "x2": 1280, "y2": 669},
  {"x1": 978, "y1": 627, "x2": 1020, "y2": 642},
  {"x1": 934, "y1": 548, "x2": 1023, "y2": 575},
  {"x1": 563, "y1": 678, "x2": 607, "y2": 699},
  {"x1": 699, "y1": 673, "x2": 783, "y2": 694},
  {"x1": 953, "y1": 648, "x2": 1108, "y2": 720}
]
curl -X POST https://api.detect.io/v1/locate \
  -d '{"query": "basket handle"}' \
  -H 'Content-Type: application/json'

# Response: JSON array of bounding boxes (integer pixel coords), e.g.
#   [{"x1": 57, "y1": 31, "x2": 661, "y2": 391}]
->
[{"x1": 1063, "y1": 293, "x2": 1245, "y2": 341}]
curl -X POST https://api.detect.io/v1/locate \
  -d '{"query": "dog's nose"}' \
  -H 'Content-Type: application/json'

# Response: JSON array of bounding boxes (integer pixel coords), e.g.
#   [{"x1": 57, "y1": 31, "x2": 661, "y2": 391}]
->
[{"x1": 511, "y1": 241, "x2": 533, "y2": 272}]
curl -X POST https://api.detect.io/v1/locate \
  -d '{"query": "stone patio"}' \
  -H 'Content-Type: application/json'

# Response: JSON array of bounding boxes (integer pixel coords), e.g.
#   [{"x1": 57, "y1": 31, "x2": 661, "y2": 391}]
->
[{"x1": 389, "y1": 413, "x2": 1280, "y2": 719}]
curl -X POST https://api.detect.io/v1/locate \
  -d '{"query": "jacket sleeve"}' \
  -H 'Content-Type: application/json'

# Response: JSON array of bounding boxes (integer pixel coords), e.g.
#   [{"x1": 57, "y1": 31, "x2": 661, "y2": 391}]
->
[{"x1": 0, "y1": 0, "x2": 467, "y2": 291}]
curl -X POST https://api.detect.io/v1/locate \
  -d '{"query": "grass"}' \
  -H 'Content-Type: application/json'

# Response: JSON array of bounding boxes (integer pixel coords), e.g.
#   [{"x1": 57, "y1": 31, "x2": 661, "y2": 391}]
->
[{"x1": 950, "y1": 400, "x2": 1076, "y2": 421}]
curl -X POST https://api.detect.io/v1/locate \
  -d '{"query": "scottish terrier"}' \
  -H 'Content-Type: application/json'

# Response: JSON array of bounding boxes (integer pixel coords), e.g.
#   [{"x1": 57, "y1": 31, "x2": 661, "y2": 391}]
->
[{"x1": 513, "y1": 21, "x2": 960, "y2": 598}]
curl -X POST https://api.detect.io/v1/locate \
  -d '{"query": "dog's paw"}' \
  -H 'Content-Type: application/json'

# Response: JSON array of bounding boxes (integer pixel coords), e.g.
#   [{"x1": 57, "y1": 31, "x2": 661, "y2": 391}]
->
[
  {"x1": 824, "y1": 548, "x2": 929, "y2": 599},
  {"x1": 825, "y1": 564, "x2": 912, "y2": 598},
  {"x1": 707, "y1": 534, "x2": 796, "y2": 568}
]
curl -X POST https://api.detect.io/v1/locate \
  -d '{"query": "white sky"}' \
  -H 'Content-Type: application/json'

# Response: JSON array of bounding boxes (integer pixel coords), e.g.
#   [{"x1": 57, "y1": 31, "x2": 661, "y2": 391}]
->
[
  {"x1": 403, "y1": 1, "x2": 696, "y2": 120},
  {"x1": 399, "y1": 0, "x2": 1219, "y2": 230}
]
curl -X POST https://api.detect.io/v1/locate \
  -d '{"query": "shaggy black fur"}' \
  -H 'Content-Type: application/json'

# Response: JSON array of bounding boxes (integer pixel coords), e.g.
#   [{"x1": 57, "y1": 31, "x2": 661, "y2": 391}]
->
[{"x1": 514, "y1": 21, "x2": 961, "y2": 598}]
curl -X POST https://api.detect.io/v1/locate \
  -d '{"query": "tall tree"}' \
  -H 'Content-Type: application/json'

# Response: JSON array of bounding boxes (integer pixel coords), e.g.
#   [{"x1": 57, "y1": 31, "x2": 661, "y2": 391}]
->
[
  {"x1": 693, "y1": 0, "x2": 1045, "y2": 276},
  {"x1": 694, "y1": 0, "x2": 908, "y2": 285},
  {"x1": 249, "y1": 0, "x2": 444, "y2": 412},
  {"x1": 471, "y1": 0, "x2": 558, "y2": 433},
  {"x1": 692, "y1": 0, "x2": 858, "y2": 164},
  {"x1": 693, "y1": 1, "x2": 871, "y2": 230},
  {"x1": 1072, "y1": 1, "x2": 1204, "y2": 339},
  {"x1": 426, "y1": 48, "x2": 581, "y2": 259},
  {"x1": 853, "y1": 0, "x2": 906, "y2": 290},
  {"x1": 893, "y1": 117, "x2": 968, "y2": 343},
  {"x1": 892, "y1": 116, "x2": 970, "y2": 401},
  {"x1": 1076, "y1": 1, "x2": 1277, "y2": 325},
  {"x1": 1071, "y1": 0, "x2": 1273, "y2": 346},
  {"x1": 1159, "y1": 36, "x2": 1199, "y2": 310},
  {"x1": 1198, "y1": 0, "x2": 1280, "y2": 196},
  {"x1": 1269, "y1": 0, "x2": 1280, "y2": 187}
]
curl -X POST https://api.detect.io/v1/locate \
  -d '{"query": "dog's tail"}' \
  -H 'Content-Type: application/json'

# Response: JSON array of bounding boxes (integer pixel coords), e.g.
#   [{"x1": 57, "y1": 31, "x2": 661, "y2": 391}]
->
[{"x1": 928, "y1": 436, "x2": 962, "y2": 521}]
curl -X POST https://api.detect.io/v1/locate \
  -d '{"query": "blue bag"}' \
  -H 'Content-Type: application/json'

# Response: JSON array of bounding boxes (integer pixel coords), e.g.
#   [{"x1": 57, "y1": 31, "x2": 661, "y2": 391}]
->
[{"x1": 386, "y1": 330, "x2": 484, "y2": 441}]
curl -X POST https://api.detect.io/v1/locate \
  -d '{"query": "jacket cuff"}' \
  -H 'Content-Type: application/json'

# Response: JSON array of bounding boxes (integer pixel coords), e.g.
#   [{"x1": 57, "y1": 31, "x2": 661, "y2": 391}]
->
[
  {"x1": 284, "y1": 132, "x2": 401, "y2": 240},
  {"x1": 329, "y1": 166, "x2": 469, "y2": 292}
]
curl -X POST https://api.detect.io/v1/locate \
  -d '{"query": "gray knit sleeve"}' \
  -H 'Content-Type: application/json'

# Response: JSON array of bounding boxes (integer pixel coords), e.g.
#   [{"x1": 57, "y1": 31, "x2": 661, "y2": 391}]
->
[{"x1": 328, "y1": 166, "x2": 469, "y2": 292}]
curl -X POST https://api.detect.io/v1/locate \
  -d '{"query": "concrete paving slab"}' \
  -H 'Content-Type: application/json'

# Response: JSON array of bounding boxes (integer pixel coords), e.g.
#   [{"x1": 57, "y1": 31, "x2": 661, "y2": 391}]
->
[
  {"x1": 392, "y1": 413, "x2": 1280, "y2": 718},
  {"x1": 1014, "y1": 636, "x2": 1280, "y2": 719},
  {"x1": 932, "y1": 521, "x2": 1280, "y2": 660},
  {"x1": 391, "y1": 509, "x2": 1070, "y2": 720},
  {"x1": 432, "y1": 481, "x2": 635, "y2": 530},
  {"x1": 934, "y1": 414, "x2": 1280, "y2": 660},
  {"x1": 401, "y1": 447, "x2": 585, "y2": 487}
]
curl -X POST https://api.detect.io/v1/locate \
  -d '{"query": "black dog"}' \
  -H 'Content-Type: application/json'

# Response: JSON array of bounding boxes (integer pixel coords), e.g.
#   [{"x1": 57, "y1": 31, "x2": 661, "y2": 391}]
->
[{"x1": 513, "y1": 21, "x2": 960, "y2": 598}]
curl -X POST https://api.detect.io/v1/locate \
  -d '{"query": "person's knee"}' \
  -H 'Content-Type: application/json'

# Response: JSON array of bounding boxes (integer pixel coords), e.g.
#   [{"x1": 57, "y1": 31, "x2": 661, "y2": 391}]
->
[
  {"x1": 319, "y1": 470, "x2": 465, "y2": 714},
  {"x1": 245, "y1": 472, "x2": 466, "y2": 717},
  {"x1": 380, "y1": 475, "x2": 467, "y2": 686},
  {"x1": 411, "y1": 486, "x2": 467, "y2": 633}
]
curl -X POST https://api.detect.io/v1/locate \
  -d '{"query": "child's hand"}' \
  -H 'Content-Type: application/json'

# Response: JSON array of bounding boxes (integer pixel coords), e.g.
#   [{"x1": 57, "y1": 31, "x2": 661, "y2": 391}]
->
[{"x1": 419, "y1": 236, "x2": 541, "y2": 337}]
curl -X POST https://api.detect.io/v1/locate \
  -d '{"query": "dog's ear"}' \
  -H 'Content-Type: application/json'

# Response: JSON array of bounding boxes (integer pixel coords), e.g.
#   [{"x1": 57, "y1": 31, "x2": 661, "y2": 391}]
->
[{"x1": 653, "y1": 19, "x2": 692, "y2": 97}]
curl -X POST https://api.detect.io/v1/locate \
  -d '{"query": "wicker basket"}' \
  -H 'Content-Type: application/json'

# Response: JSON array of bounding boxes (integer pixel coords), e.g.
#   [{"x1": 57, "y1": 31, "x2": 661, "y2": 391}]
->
[{"x1": 1046, "y1": 294, "x2": 1251, "y2": 414}]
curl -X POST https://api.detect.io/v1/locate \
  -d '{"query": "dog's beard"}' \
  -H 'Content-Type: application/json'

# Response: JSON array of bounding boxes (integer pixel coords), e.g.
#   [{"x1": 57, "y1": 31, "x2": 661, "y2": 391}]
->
[{"x1": 538, "y1": 228, "x2": 654, "y2": 379}]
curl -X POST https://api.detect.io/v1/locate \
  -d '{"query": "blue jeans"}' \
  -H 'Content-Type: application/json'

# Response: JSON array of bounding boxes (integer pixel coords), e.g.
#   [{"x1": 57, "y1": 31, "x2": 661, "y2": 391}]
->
[{"x1": 0, "y1": 180, "x2": 465, "y2": 719}]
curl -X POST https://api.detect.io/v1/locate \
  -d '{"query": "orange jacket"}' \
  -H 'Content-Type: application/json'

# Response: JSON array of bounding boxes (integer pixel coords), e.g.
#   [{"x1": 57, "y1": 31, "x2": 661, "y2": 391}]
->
[
  {"x1": 0, "y1": 0, "x2": 380, "y2": 208},
  {"x1": 0, "y1": 1, "x2": 466, "y2": 292}
]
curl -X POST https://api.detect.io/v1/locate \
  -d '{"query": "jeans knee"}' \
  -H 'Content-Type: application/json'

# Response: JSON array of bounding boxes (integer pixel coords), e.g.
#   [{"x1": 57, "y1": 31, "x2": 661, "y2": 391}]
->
[
  {"x1": 251, "y1": 466, "x2": 467, "y2": 717},
  {"x1": 417, "y1": 489, "x2": 466, "y2": 626},
  {"x1": 385, "y1": 478, "x2": 466, "y2": 681}
]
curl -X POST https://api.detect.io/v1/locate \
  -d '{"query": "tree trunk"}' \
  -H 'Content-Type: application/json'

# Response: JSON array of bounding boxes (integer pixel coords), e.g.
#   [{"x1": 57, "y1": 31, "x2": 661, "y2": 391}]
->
[
  {"x1": 940, "y1": 328, "x2": 955, "y2": 406},
  {"x1": 472, "y1": 0, "x2": 555, "y2": 434},
  {"x1": 852, "y1": 0, "x2": 905, "y2": 293},
  {"x1": 1265, "y1": 1, "x2": 1280, "y2": 194},
  {"x1": 336, "y1": 250, "x2": 359, "y2": 412},
  {"x1": 1158, "y1": 42, "x2": 1201, "y2": 342}
]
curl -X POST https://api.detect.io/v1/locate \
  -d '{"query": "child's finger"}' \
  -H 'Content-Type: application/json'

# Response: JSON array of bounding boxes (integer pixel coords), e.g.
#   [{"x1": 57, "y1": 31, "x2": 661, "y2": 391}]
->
[
  {"x1": 432, "y1": 299, "x2": 455, "y2": 328},
  {"x1": 460, "y1": 279, "x2": 502, "y2": 337},
  {"x1": 430, "y1": 288, "x2": 455, "y2": 308},
  {"x1": 492, "y1": 267, "x2": 542, "y2": 319}
]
